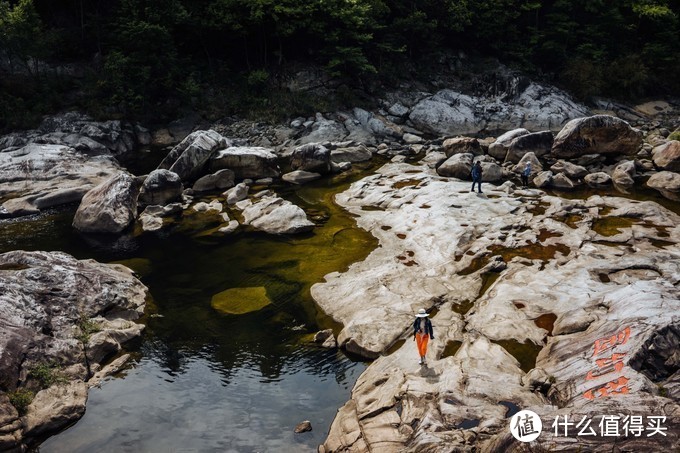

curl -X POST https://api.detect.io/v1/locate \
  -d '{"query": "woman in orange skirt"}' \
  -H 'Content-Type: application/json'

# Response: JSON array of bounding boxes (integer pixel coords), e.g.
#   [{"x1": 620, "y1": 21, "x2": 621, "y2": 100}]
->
[{"x1": 413, "y1": 308, "x2": 434, "y2": 365}]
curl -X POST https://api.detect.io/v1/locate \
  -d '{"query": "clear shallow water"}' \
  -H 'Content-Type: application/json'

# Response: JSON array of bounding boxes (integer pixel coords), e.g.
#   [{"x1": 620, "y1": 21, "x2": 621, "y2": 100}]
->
[{"x1": 0, "y1": 164, "x2": 382, "y2": 452}]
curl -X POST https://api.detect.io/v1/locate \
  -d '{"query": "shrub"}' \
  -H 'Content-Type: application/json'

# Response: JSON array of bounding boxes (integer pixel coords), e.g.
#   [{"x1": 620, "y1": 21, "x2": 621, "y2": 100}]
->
[{"x1": 8, "y1": 389, "x2": 35, "y2": 415}]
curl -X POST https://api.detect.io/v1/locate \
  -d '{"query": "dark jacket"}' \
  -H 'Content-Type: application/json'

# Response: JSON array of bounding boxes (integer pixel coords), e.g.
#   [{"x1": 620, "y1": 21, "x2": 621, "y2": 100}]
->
[
  {"x1": 471, "y1": 164, "x2": 483, "y2": 180},
  {"x1": 413, "y1": 317, "x2": 434, "y2": 339}
]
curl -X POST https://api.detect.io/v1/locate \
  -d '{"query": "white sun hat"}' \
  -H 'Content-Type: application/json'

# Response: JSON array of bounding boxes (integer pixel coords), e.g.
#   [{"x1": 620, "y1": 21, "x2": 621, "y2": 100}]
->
[{"x1": 416, "y1": 308, "x2": 429, "y2": 317}]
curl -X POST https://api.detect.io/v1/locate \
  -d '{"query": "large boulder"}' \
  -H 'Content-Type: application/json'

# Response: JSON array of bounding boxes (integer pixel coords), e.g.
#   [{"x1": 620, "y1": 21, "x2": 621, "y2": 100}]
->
[
  {"x1": 0, "y1": 250, "x2": 147, "y2": 449},
  {"x1": 224, "y1": 182, "x2": 249, "y2": 205},
  {"x1": 241, "y1": 196, "x2": 314, "y2": 234},
  {"x1": 505, "y1": 131, "x2": 554, "y2": 163},
  {"x1": 646, "y1": 171, "x2": 680, "y2": 200},
  {"x1": 488, "y1": 128, "x2": 530, "y2": 160},
  {"x1": 157, "y1": 130, "x2": 229, "y2": 181},
  {"x1": 290, "y1": 143, "x2": 332, "y2": 174},
  {"x1": 551, "y1": 115, "x2": 643, "y2": 158},
  {"x1": 436, "y1": 153, "x2": 473, "y2": 179},
  {"x1": 652, "y1": 141, "x2": 680, "y2": 171},
  {"x1": 513, "y1": 152, "x2": 543, "y2": 174},
  {"x1": 0, "y1": 144, "x2": 120, "y2": 218},
  {"x1": 533, "y1": 170, "x2": 553, "y2": 188},
  {"x1": 72, "y1": 172, "x2": 141, "y2": 233},
  {"x1": 138, "y1": 169, "x2": 183, "y2": 206},
  {"x1": 549, "y1": 160, "x2": 588, "y2": 179},
  {"x1": 210, "y1": 146, "x2": 280, "y2": 179},
  {"x1": 442, "y1": 137, "x2": 481, "y2": 157},
  {"x1": 480, "y1": 161, "x2": 504, "y2": 182}
]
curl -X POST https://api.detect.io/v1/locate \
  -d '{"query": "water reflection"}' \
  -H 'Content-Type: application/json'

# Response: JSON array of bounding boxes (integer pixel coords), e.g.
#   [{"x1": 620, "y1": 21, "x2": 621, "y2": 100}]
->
[{"x1": 3, "y1": 164, "x2": 381, "y2": 452}]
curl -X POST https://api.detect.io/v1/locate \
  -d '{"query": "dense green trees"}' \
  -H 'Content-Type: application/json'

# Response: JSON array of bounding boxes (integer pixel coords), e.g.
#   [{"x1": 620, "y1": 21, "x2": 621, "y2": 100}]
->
[{"x1": 1, "y1": 0, "x2": 679, "y2": 129}]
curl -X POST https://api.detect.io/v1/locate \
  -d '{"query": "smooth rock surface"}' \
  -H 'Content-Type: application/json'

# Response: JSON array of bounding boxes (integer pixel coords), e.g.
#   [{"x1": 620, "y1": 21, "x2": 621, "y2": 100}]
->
[
  {"x1": 72, "y1": 172, "x2": 141, "y2": 233},
  {"x1": 552, "y1": 115, "x2": 643, "y2": 158},
  {"x1": 138, "y1": 169, "x2": 183, "y2": 206},
  {"x1": 241, "y1": 196, "x2": 314, "y2": 234},
  {"x1": 158, "y1": 130, "x2": 229, "y2": 181},
  {"x1": 210, "y1": 146, "x2": 280, "y2": 179}
]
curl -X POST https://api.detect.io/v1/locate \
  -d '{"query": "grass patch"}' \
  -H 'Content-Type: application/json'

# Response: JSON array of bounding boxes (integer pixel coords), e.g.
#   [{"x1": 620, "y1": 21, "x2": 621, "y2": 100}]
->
[
  {"x1": 28, "y1": 361, "x2": 68, "y2": 389},
  {"x1": 76, "y1": 315, "x2": 102, "y2": 343},
  {"x1": 8, "y1": 389, "x2": 35, "y2": 416}
]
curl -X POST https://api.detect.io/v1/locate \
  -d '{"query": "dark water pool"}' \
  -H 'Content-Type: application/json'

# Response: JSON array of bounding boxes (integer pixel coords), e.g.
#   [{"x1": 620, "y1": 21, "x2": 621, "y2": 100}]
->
[{"x1": 1, "y1": 164, "x2": 382, "y2": 452}]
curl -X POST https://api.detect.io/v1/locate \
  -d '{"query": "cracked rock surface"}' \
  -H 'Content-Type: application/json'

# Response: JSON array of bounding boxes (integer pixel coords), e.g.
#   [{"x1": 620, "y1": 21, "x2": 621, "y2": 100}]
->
[{"x1": 314, "y1": 161, "x2": 680, "y2": 452}]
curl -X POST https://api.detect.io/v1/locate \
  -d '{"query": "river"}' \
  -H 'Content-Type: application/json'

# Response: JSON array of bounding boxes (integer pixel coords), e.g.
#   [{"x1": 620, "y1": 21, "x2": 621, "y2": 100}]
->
[{"x1": 0, "y1": 160, "x2": 382, "y2": 452}]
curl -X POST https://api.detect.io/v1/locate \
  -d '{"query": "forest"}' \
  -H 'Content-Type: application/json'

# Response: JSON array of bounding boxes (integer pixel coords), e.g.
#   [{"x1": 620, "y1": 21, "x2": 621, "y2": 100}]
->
[{"x1": 1, "y1": 0, "x2": 679, "y2": 131}]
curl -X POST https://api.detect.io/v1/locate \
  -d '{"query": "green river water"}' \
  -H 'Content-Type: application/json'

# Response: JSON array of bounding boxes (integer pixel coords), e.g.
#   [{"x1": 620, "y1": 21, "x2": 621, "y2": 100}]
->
[{"x1": 1, "y1": 160, "x2": 382, "y2": 452}]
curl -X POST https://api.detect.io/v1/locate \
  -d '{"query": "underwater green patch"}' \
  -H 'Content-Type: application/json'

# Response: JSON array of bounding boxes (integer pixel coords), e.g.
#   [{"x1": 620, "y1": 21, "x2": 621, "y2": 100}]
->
[{"x1": 210, "y1": 287, "x2": 271, "y2": 315}]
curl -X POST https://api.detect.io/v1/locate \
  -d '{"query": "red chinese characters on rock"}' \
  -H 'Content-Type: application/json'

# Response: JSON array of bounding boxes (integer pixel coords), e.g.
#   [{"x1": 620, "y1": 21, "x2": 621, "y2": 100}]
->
[{"x1": 583, "y1": 327, "x2": 632, "y2": 401}]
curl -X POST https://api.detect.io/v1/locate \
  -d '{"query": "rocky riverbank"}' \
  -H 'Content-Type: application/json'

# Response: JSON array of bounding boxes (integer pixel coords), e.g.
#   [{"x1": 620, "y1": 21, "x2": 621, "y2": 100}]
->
[
  {"x1": 313, "y1": 164, "x2": 680, "y2": 450},
  {"x1": 0, "y1": 251, "x2": 148, "y2": 451},
  {"x1": 1, "y1": 68, "x2": 679, "y2": 451}
]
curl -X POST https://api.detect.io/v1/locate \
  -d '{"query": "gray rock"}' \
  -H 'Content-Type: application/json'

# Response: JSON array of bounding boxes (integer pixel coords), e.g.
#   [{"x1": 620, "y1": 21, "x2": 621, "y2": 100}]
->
[
  {"x1": 505, "y1": 131, "x2": 554, "y2": 163},
  {"x1": 224, "y1": 183, "x2": 249, "y2": 205},
  {"x1": 192, "y1": 169, "x2": 236, "y2": 192},
  {"x1": 652, "y1": 141, "x2": 680, "y2": 171},
  {"x1": 488, "y1": 128, "x2": 530, "y2": 160},
  {"x1": 480, "y1": 161, "x2": 504, "y2": 182},
  {"x1": 331, "y1": 145, "x2": 372, "y2": 163},
  {"x1": 646, "y1": 171, "x2": 680, "y2": 200},
  {"x1": 282, "y1": 170, "x2": 322, "y2": 185},
  {"x1": 23, "y1": 381, "x2": 88, "y2": 438},
  {"x1": 549, "y1": 160, "x2": 588, "y2": 179},
  {"x1": 612, "y1": 160, "x2": 636, "y2": 186},
  {"x1": 290, "y1": 143, "x2": 332, "y2": 173},
  {"x1": 0, "y1": 144, "x2": 120, "y2": 218},
  {"x1": 584, "y1": 172, "x2": 612, "y2": 188},
  {"x1": 442, "y1": 137, "x2": 481, "y2": 157},
  {"x1": 533, "y1": 170, "x2": 553, "y2": 188},
  {"x1": 72, "y1": 172, "x2": 141, "y2": 234},
  {"x1": 513, "y1": 152, "x2": 542, "y2": 174},
  {"x1": 211, "y1": 146, "x2": 280, "y2": 179},
  {"x1": 551, "y1": 173, "x2": 578, "y2": 190},
  {"x1": 402, "y1": 133, "x2": 423, "y2": 144},
  {"x1": 158, "y1": 130, "x2": 229, "y2": 181},
  {"x1": 552, "y1": 115, "x2": 643, "y2": 158},
  {"x1": 436, "y1": 153, "x2": 473, "y2": 179},
  {"x1": 0, "y1": 251, "x2": 147, "y2": 448},
  {"x1": 294, "y1": 420, "x2": 312, "y2": 433},
  {"x1": 242, "y1": 196, "x2": 314, "y2": 234},
  {"x1": 138, "y1": 169, "x2": 183, "y2": 206},
  {"x1": 297, "y1": 113, "x2": 348, "y2": 145}
]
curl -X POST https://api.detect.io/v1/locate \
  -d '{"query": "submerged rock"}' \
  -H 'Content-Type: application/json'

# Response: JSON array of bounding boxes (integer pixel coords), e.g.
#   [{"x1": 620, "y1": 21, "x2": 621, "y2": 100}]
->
[{"x1": 211, "y1": 287, "x2": 271, "y2": 315}]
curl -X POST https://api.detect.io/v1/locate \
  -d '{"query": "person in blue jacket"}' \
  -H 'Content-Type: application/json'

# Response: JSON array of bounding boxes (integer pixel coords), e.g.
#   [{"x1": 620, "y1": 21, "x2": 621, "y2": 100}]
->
[
  {"x1": 471, "y1": 161, "x2": 483, "y2": 193},
  {"x1": 413, "y1": 309, "x2": 435, "y2": 365},
  {"x1": 521, "y1": 162, "x2": 532, "y2": 187}
]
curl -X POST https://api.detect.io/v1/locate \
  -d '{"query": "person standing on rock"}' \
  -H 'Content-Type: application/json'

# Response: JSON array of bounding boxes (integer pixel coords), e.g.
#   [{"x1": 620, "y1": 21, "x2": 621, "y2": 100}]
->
[
  {"x1": 413, "y1": 309, "x2": 434, "y2": 365},
  {"x1": 521, "y1": 162, "x2": 531, "y2": 187},
  {"x1": 471, "y1": 161, "x2": 483, "y2": 194}
]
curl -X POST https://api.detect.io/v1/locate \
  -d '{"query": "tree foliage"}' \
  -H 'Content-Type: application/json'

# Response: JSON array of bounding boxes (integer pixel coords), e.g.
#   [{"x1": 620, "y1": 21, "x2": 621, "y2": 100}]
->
[{"x1": 1, "y1": 0, "x2": 679, "y2": 127}]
